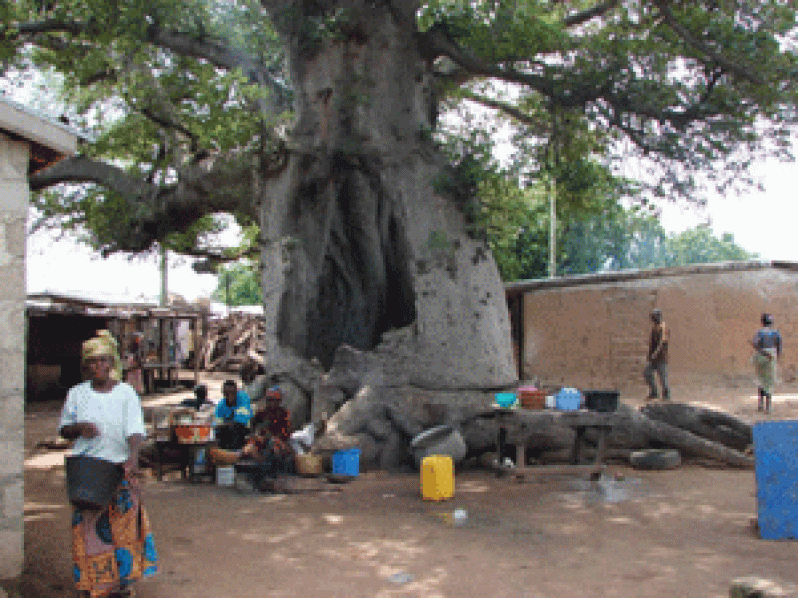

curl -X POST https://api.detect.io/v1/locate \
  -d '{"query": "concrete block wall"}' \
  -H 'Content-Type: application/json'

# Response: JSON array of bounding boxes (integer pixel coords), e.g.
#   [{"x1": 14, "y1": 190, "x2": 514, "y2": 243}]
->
[
  {"x1": 521, "y1": 267, "x2": 798, "y2": 395},
  {"x1": 0, "y1": 131, "x2": 29, "y2": 579}
]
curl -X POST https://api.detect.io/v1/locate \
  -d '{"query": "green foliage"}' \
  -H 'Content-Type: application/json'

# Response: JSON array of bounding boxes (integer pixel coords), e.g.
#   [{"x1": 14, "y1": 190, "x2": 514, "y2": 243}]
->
[
  {"x1": 483, "y1": 183, "x2": 759, "y2": 282},
  {"x1": 658, "y1": 226, "x2": 757, "y2": 268},
  {"x1": 6, "y1": 0, "x2": 285, "y2": 256},
  {"x1": 3, "y1": 0, "x2": 795, "y2": 270},
  {"x1": 212, "y1": 261, "x2": 262, "y2": 306},
  {"x1": 424, "y1": 0, "x2": 797, "y2": 201}
]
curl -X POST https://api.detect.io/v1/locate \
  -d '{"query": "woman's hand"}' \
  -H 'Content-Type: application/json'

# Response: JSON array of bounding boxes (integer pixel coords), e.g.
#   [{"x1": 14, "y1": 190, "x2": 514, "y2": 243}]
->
[{"x1": 58, "y1": 422, "x2": 100, "y2": 441}]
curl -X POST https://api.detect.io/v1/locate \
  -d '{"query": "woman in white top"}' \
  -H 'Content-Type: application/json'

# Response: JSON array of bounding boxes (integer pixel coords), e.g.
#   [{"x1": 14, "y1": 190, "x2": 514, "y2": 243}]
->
[{"x1": 59, "y1": 330, "x2": 158, "y2": 598}]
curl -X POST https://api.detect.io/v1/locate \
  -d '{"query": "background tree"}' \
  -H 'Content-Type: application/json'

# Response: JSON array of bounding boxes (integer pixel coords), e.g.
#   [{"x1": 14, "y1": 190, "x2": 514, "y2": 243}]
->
[
  {"x1": 4, "y1": 0, "x2": 796, "y2": 386},
  {"x1": 657, "y1": 226, "x2": 757, "y2": 268},
  {"x1": 212, "y1": 262, "x2": 263, "y2": 306}
]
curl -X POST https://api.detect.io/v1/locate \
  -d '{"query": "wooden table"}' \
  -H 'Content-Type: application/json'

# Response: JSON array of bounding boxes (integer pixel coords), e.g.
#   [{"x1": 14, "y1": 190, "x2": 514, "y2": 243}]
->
[
  {"x1": 153, "y1": 438, "x2": 216, "y2": 483},
  {"x1": 494, "y1": 408, "x2": 617, "y2": 480}
]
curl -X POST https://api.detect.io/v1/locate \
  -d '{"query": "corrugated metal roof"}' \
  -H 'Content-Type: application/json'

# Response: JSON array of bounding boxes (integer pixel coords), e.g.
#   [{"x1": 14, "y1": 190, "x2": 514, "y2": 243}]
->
[
  {"x1": 504, "y1": 260, "x2": 798, "y2": 295},
  {"x1": 0, "y1": 95, "x2": 87, "y2": 174},
  {"x1": 26, "y1": 291, "x2": 207, "y2": 318}
]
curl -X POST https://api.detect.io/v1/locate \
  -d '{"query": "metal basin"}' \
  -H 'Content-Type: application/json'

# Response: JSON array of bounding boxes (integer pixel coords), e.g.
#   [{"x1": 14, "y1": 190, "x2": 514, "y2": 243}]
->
[{"x1": 410, "y1": 424, "x2": 467, "y2": 467}]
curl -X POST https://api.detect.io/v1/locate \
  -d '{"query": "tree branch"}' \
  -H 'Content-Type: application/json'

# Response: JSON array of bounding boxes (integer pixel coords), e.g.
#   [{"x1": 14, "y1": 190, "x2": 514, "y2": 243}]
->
[
  {"x1": 29, "y1": 154, "x2": 266, "y2": 251},
  {"x1": 30, "y1": 155, "x2": 151, "y2": 196},
  {"x1": 12, "y1": 17, "x2": 291, "y2": 110},
  {"x1": 457, "y1": 89, "x2": 548, "y2": 135},
  {"x1": 653, "y1": 0, "x2": 765, "y2": 86},
  {"x1": 424, "y1": 28, "x2": 555, "y2": 96},
  {"x1": 15, "y1": 18, "x2": 96, "y2": 36},
  {"x1": 144, "y1": 26, "x2": 290, "y2": 105},
  {"x1": 139, "y1": 107, "x2": 203, "y2": 157},
  {"x1": 564, "y1": 0, "x2": 620, "y2": 28}
]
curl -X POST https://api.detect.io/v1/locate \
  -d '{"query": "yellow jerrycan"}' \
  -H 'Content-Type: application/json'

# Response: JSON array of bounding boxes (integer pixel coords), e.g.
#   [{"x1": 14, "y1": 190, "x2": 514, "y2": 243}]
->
[{"x1": 421, "y1": 455, "x2": 454, "y2": 501}]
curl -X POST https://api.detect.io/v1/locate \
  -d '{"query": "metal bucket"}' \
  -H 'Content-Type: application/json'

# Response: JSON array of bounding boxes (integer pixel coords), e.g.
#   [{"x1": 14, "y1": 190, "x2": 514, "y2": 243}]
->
[
  {"x1": 411, "y1": 425, "x2": 467, "y2": 467},
  {"x1": 65, "y1": 455, "x2": 123, "y2": 510}
]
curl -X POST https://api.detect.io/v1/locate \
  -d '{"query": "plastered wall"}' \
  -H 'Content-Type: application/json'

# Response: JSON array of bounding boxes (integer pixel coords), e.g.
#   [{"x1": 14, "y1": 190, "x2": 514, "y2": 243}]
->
[
  {"x1": 0, "y1": 131, "x2": 28, "y2": 578},
  {"x1": 521, "y1": 267, "x2": 798, "y2": 394}
]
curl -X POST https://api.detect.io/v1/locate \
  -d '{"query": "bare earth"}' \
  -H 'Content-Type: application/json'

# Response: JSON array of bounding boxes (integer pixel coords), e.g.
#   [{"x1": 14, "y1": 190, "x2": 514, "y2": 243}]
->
[{"x1": 13, "y1": 378, "x2": 798, "y2": 598}]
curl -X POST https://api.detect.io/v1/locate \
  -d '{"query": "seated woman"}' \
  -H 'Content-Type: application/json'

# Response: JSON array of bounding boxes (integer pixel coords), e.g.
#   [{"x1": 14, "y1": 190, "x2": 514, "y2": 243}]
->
[{"x1": 237, "y1": 388, "x2": 296, "y2": 490}]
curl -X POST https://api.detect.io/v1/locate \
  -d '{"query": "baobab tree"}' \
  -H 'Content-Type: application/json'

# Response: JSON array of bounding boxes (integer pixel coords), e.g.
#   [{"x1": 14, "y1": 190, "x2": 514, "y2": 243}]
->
[{"x1": 5, "y1": 0, "x2": 797, "y2": 391}]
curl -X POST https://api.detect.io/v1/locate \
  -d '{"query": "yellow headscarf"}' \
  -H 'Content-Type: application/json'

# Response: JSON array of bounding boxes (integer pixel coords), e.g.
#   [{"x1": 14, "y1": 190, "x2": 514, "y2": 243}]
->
[{"x1": 81, "y1": 330, "x2": 122, "y2": 381}]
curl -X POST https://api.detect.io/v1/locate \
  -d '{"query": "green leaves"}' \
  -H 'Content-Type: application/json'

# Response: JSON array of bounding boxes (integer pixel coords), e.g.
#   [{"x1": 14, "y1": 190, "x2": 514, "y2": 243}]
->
[
  {"x1": 6, "y1": 0, "x2": 796, "y2": 270},
  {"x1": 212, "y1": 261, "x2": 262, "y2": 306}
]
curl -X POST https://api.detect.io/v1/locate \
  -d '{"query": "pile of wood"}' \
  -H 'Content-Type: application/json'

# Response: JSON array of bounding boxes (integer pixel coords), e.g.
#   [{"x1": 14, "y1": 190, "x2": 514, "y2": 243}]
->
[{"x1": 198, "y1": 313, "x2": 267, "y2": 372}]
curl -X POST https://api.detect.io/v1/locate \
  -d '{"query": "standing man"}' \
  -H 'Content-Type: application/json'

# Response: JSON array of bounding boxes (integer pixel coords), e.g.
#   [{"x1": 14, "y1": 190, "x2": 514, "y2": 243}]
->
[
  {"x1": 644, "y1": 308, "x2": 670, "y2": 400},
  {"x1": 752, "y1": 313, "x2": 782, "y2": 413}
]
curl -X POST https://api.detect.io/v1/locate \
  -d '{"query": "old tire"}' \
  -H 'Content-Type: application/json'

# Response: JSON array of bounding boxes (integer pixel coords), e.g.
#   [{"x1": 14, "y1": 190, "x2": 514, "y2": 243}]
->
[{"x1": 629, "y1": 449, "x2": 681, "y2": 470}]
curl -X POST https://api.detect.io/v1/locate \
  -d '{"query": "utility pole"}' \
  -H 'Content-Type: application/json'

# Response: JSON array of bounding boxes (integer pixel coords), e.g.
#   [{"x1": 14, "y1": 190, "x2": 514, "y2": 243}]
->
[
  {"x1": 548, "y1": 173, "x2": 557, "y2": 278},
  {"x1": 159, "y1": 245, "x2": 168, "y2": 306},
  {"x1": 548, "y1": 111, "x2": 558, "y2": 279}
]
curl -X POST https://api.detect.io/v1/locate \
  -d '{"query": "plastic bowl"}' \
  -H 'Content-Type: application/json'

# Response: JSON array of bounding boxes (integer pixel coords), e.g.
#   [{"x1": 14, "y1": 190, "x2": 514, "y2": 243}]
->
[{"x1": 495, "y1": 392, "x2": 517, "y2": 408}]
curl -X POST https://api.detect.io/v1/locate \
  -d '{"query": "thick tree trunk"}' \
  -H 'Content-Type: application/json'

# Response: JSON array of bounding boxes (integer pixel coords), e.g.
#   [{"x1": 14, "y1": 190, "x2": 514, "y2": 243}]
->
[
  {"x1": 302, "y1": 349, "x2": 754, "y2": 469},
  {"x1": 259, "y1": 0, "x2": 516, "y2": 387},
  {"x1": 640, "y1": 402, "x2": 753, "y2": 452}
]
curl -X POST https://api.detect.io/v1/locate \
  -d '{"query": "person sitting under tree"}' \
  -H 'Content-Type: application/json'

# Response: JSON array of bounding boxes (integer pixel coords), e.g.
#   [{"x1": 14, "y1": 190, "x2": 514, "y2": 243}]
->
[
  {"x1": 213, "y1": 380, "x2": 252, "y2": 450},
  {"x1": 239, "y1": 388, "x2": 296, "y2": 491}
]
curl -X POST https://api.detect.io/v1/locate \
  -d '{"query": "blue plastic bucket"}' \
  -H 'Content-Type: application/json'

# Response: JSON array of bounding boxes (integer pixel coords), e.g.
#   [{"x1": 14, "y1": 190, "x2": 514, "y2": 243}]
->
[
  {"x1": 555, "y1": 388, "x2": 583, "y2": 411},
  {"x1": 332, "y1": 448, "x2": 361, "y2": 477}
]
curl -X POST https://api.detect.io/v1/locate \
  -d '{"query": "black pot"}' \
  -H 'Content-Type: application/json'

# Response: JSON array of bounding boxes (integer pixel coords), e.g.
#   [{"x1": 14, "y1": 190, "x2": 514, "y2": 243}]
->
[
  {"x1": 583, "y1": 390, "x2": 620, "y2": 412},
  {"x1": 65, "y1": 455, "x2": 123, "y2": 510}
]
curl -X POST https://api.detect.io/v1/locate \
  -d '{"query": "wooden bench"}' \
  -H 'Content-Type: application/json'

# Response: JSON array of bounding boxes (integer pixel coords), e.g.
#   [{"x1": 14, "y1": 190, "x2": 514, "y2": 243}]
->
[{"x1": 494, "y1": 409, "x2": 617, "y2": 480}]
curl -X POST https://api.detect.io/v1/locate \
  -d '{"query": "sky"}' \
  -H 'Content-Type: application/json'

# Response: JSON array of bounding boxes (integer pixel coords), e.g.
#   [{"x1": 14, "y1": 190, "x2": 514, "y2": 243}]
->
[
  {"x1": 27, "y1": 235, "x2": 220, "y2": 303},
  {"x1": 26, "y1": 153, "x2": 798, "y2": 304},
  {"x1": 659, "y1": 155, "x2": 798, "y2": 258}
]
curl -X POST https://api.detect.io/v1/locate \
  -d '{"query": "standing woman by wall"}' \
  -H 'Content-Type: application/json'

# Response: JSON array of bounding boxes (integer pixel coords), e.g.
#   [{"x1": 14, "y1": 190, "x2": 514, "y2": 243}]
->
[
  {"x1": 752, "y1": 313, "x2": 782, "y2": 413},
  {"x1": 58, "y1": 330, "x2": 158, "y2": 597}
]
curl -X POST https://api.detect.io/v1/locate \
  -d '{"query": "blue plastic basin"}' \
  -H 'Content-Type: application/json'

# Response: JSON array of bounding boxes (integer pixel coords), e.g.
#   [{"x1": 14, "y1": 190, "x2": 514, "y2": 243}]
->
[{"x1": 495, "y1": 392, "x2": 517, "y2": 408}]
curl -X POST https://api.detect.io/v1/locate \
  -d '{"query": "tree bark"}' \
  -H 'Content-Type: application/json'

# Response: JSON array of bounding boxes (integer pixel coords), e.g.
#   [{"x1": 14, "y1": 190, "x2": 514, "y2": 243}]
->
[
  {"x1": 640, "y1": 402, "x2": 753, "y2": 452},
  {"x1": 259, "y1": 0, "x2": 516, "y2": 386},
  {"x1": 611, "y1": 405, "x2": 753, "y2": 468}
]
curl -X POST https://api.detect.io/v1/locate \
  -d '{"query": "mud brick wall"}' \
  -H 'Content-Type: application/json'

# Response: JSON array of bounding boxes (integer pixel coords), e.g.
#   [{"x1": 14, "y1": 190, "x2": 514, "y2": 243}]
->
[
  {"x1": 0, "y1": 131, "x2": 28, "y2": 578},
  {"x1": 519, "y1": 266, "x2": 798, "y2": 395}
]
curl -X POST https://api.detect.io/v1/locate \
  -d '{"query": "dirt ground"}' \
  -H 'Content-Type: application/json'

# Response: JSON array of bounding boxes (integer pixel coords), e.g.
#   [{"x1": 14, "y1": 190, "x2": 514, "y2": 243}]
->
[{"x1": 11, "y1": 376, "x2": 798, "y2": 598}]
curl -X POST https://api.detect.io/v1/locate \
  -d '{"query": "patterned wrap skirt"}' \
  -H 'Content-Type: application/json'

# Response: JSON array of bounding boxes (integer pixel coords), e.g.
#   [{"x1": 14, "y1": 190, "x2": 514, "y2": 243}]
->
[
  {"x1": 71, "y1": 477, "x2": 158, "y2": 597},
  {"x1": 754, "y1": 348, "x2": 778, "y2": 394}
]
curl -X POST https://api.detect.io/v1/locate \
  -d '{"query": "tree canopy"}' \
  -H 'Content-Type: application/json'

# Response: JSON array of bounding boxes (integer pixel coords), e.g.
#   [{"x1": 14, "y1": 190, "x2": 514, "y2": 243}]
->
[{"x1": 2, "y1": 0, "x2": 796, "y2": 260}]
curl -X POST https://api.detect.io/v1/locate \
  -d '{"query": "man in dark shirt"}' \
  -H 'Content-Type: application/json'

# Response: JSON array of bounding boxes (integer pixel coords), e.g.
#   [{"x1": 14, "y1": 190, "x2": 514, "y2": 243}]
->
[
  {"x1": 644, "y1": 309, "x2": 670, "y2": 400},
  {"x1": 214, "y1": 380, "x2": 252, "y2": 449}
]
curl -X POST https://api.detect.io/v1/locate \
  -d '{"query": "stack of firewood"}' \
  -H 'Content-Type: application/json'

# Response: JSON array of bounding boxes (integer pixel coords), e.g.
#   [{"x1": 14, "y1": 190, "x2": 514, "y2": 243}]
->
[{"x1": 198, "y1": 313, "x2": 267, "y2": 371}]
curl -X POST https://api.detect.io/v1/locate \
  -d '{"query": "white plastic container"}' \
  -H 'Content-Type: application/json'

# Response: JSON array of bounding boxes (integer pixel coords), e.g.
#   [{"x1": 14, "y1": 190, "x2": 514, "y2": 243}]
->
[{"x1": 216, "y1": 466, "x2": 235, "y2": 487}]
